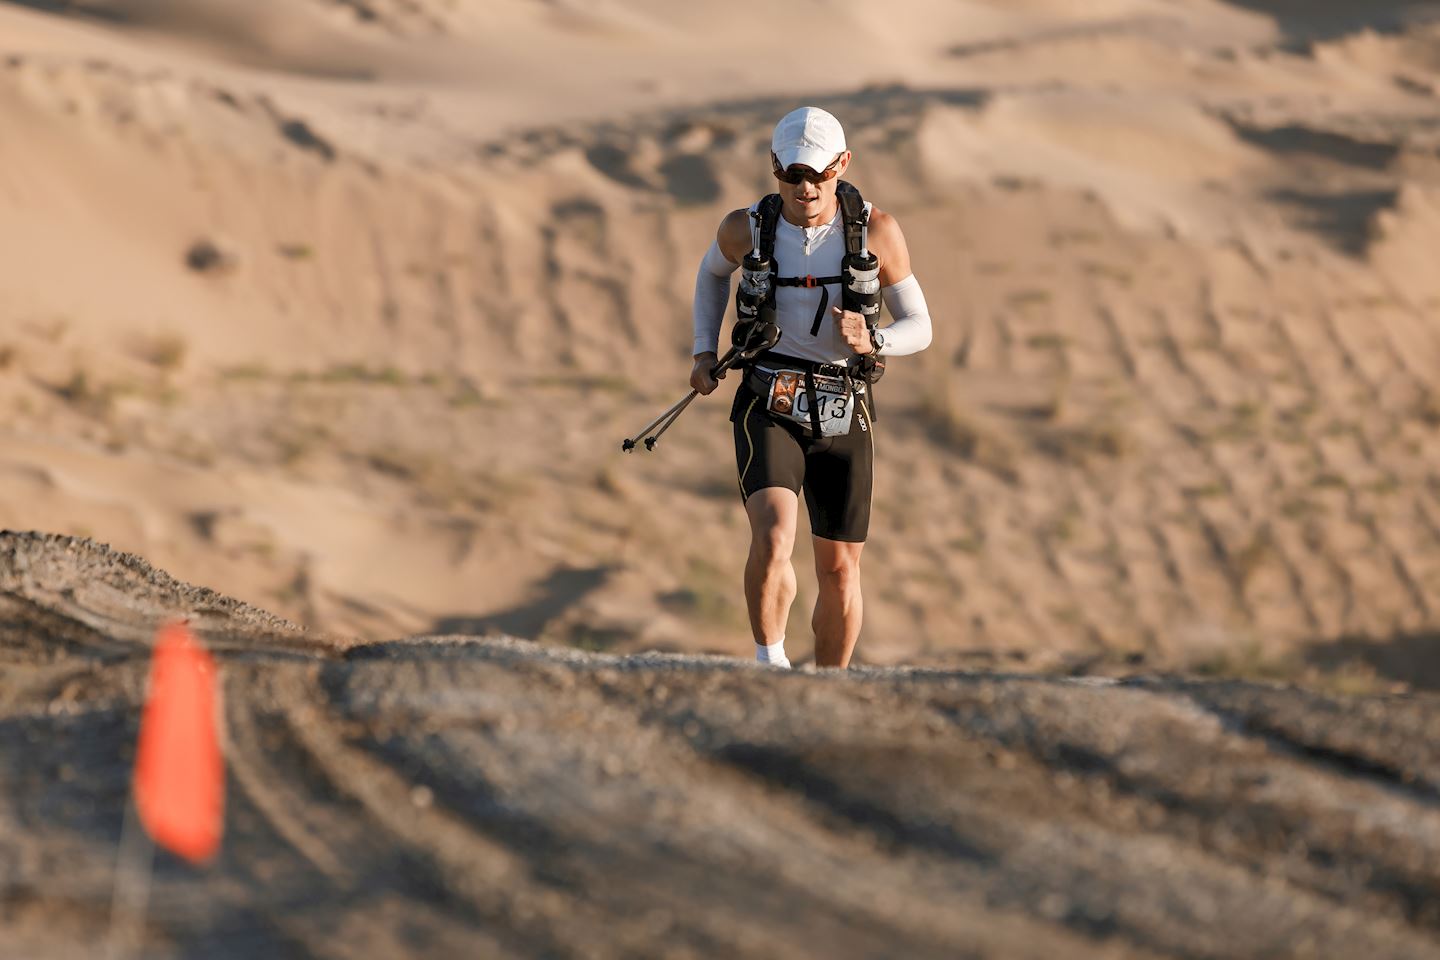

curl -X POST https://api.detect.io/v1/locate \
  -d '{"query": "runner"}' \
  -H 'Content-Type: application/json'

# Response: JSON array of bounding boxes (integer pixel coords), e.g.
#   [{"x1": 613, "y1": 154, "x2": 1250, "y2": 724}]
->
[{"x1": 690, "y1": 106, "x2": 934, "y2": 668}]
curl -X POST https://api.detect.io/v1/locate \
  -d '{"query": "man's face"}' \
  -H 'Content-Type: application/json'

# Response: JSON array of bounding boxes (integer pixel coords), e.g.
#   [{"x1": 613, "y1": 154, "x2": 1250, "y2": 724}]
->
[{"x1": 774, "y1": 151, "x2": 851, "y2": 220}]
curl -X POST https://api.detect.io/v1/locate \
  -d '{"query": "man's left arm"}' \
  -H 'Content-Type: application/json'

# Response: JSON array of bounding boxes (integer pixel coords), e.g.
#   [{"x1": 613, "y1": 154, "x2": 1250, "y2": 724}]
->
[{"x1": 834, "y1": 208, "x2": 933, "y2": 357}]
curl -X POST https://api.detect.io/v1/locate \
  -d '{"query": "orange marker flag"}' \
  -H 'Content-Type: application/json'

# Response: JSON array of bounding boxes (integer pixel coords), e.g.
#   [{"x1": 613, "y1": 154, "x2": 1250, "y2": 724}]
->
[{"x1": 133, "y1": 622, "x2": 224, "y2": 864}]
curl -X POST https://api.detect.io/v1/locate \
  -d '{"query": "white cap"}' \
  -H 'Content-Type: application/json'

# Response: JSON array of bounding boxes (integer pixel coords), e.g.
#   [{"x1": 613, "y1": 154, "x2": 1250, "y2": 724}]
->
[{"x1": 771, "y1": 106, "x2": 847, "y2": 171}]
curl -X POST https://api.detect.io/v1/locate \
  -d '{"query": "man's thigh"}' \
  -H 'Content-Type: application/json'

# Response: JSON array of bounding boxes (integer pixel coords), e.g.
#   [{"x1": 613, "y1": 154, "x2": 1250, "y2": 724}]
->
[
  {"x1": 734, "y1": 390, "x2": 807, "y2": 501},
  {"x1": 801, "y1": 416, "x2": 874, "y2": 543}
]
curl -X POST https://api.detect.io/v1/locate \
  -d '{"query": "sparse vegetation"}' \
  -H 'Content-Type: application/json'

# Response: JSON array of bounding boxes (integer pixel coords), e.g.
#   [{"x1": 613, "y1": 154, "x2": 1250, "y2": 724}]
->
[
  {"x1": 363, "y1": 447, "x2": 524, "y2": 512},
  {"x1": 1042, "y1": 504, "x2": 1083, "y2": 544},
  {"x1": 221, "y1": 363, "x2": 272, "y2": 381},
  {"x1": 36, "y1": 317, "x2": 69, "y2": 343},
  {"x1": 1025, "y1": 333, "x2": 1068, "y2": 351},
  {"x1": 1184, "y1": 482, "x2": 1227, "y2": 499},
  {"x1": 1038, "y1": 367, "x2": 1072, "y2": 422},
  {"x1": 1191, "y1": 637, "x2": 1300, "y2": 681},
  {"x1": 1048, "y1": 604, "x2": 1086, "y2": 628},
  {"x1": 264, "y1": 421, "x2": 333, "y2": 468},
  {"x1": 1081, "y1": 262, "x2": 1134, "y2": 286},
  {"x1": 277, "y1": 243, "x2": 314, "y2": 260},
  {"x1": 170, "y1": 435, "x2": 217, "y2": 468},
  {"x1": 557, "y1": 623, "x2": 630, "y2": 653},
  {"x1": 1281, "y1": 497, "x2": 1325, "y2": 521},
  {"x1": 917, "y1": 385, "x2": 1021, "y2": 483},
  {"x1": 1009, "y1": 289, "x2": 1053, "y2": 308},
  {"x1": 662, "y1": 556, "x2": 746, "y2": 629},
  {"x1": 135, "y1": 332, "x2": 187, "y2": 371},
  {"x1": 1212, "y1": 402, "x2": 1265, "y2": 442},
  {"x1": 1321, "y1": 419, "x2": 1359, "y2": 439},
  {"x1": 1412, "y1": 389, "x2": 1440, "y2": 428},
  {"x1": 53, "y1": 369, "x2": 116, "y2": 418},
  {"x1": 594, "y1": 463, "x2": 624, "y2": 497},
  {"x1": 1366, "y1": 475, "x2": 1402, "y2": 496},
  {"x1": 185, "y1": 238, "x2": 238, "y2": 274},
  {"x1": 1051, "y1": 229, "x2": 1102, "y2": 247},
  {"x1": 1189, "y1": 639, "x2": 1392, "y2": 696},
  {"x1": 448, "y1": 380, "x2": 486, "y2": 408},
  {"x1": 950, "y1": 535, "x2": 985, "y2": 555},
  {"x1": 321, "y1": 364, "x2": 408, "y2": 386},
  {"x1": 531, "y1": 373, "x2": 632, "y2": 393},
  {"x1": 1035, "y1": 417, "x2": 1132, "y2": 463},
  {"x1": 1230, "y1": 528, "x2": 1275, "y2": 593}
]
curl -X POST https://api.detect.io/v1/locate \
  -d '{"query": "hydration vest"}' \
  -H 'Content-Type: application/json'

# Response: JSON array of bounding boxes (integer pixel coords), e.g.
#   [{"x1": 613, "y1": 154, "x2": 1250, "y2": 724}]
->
[{"x1": 733, "y1": 181, "x2": 885, "y2": 430}]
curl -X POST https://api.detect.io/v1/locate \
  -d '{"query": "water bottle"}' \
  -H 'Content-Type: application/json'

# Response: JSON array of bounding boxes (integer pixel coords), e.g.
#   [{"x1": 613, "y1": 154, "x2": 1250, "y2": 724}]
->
[
  {"x1": 844, "y1": 250, "x2": 885, "y2": 383},
  {"x1": 733, "y1": 251, "x2": 773, "y2": 351}
]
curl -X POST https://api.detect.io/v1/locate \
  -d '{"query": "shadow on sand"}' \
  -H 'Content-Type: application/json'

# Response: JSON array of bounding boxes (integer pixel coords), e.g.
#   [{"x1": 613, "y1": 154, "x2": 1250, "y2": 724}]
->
[
  {"x1": 1216, "y1": 0, "x2": 1440, "y2": 45},
  {"x1": 430, "y1": 566, "x2": 613, "y2": 640},
  {"x1": 1305, "y1": 631, "x2": 1440, "y2": 692}
]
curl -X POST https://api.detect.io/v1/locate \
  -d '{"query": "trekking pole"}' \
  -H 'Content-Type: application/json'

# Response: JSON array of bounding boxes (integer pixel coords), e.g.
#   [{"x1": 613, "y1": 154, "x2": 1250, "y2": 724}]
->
[
  {"x1": 621, "y1": 393, "x2": 695, "y2": 452},
  {"x1": 620, "y1": 346, "x2": 741, "y2": 453},
  {"x1": 640, "y1": 391, "x2": 700, "y2": 451}
]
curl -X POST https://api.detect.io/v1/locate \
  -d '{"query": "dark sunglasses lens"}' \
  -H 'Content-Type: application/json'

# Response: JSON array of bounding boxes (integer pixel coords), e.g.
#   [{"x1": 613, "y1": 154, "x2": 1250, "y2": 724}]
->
[
  {"x1": 775, "y1": 167, "x2": 827, "y2": 184},
  {"x1": 773, "y1": 155, "x2": 841, "y2": 184}
]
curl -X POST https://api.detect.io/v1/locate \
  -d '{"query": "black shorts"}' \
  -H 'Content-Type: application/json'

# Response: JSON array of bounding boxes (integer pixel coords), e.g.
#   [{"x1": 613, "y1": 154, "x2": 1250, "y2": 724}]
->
[{"x1": 730, "y1": 383, "x2": 874, "y2": 543}]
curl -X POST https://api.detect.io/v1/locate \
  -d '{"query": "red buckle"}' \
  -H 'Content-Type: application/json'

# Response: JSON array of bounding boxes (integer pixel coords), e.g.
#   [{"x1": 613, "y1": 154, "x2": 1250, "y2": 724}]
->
[{"x1": 804, "y1": 275, "x2": 817, "y2": 288}]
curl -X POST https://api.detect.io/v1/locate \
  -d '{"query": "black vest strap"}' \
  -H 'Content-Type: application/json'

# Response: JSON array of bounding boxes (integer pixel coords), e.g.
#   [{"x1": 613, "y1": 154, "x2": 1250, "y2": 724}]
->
[
  {"x1": 835, "y1": 181, "x2": 867, "y2": 257},
  {"x1": 756, "y1": 194, "x2": 784, "y2": 262},
  {"x1": 773, "y1": 275, "x2": 844, "y2": 287}
]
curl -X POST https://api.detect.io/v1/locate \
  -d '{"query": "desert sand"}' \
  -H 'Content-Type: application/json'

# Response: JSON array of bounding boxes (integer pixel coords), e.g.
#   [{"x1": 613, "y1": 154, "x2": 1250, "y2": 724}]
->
[{"x1": 3, "y1": 1, "x2": 1440, "y2": 677}]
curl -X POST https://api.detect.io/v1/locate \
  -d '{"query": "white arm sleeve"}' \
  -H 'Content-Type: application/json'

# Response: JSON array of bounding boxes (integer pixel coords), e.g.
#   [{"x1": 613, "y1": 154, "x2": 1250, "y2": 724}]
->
[
  {"x1": 877, "y1": 274, "x2": 933, "y2": 357},
  {"x1": 692, "y1": 240, "x2": 738, "y2": 357}
]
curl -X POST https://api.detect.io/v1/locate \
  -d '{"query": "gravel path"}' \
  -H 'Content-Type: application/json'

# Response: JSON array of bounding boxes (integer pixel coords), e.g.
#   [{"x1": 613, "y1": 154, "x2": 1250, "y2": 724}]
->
[{"x1": 3, "y1": 531, "x2": 1440, "y2": 959}]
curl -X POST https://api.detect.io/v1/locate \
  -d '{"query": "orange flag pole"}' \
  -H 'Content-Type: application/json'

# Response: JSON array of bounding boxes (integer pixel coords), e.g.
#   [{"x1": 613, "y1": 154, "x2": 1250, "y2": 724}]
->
[
  {"x1": 108, "y1": 621, "x2": 224, "y2": 959},
  {"x1": 132, "y1": 621, "x2": 225, "y2": 863}
]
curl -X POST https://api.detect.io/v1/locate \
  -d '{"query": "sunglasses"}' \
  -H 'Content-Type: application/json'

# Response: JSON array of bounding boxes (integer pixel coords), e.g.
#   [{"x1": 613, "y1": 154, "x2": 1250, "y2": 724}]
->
[{"x1": 771, "y1": 152, "x2": 844, "y2": 185}]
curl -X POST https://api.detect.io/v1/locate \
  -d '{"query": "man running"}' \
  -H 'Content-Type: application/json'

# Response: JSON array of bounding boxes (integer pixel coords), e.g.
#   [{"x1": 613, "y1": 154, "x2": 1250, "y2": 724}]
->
[{"x1": 689, "y1": 106, "x2": 933, "y2": 669}]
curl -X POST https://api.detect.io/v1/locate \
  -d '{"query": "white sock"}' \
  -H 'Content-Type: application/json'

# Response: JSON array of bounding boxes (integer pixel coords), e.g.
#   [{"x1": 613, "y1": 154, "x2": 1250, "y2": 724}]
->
[{"x1": 755, "y1": 638, "x2": 791, "y2": 668}]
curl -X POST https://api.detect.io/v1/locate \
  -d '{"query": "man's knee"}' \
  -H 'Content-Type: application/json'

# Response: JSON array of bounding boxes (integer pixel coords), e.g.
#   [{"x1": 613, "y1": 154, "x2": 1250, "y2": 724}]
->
[
  {"x1": 751, "y1": 525, "x2": 795, "y2": 568},
  {"x1": 815, "y1": 547, "x2": 862, "y2": 591}
]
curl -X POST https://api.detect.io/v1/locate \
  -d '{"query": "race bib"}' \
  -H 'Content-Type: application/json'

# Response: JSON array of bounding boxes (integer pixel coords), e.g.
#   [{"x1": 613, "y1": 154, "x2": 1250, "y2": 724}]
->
[{"x1": 766, "y1": 370, "x2": 855, "y2": 437}]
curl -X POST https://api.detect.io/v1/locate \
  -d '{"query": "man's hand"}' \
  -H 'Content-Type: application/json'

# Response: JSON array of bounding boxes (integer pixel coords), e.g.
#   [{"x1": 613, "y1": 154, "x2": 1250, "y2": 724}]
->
[
  {"x1": 690, "y1": 352, "x2": 725, "y2": 395},
  {"x1": 834, "y1": 306, "x2": 873, "y2": 355}
]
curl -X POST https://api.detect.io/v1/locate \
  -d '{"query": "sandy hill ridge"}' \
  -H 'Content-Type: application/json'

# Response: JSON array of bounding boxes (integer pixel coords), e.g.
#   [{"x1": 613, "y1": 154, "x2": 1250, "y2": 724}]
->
[
  {"x1": 0, "y1": 1, "x2": 1439, "y2": 676},
  {"x1": 5, "y1": 530, "x2": 1440, "y2": 957}
]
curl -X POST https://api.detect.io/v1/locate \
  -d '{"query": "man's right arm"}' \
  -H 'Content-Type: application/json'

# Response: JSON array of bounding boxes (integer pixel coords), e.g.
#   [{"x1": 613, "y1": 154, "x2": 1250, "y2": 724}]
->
[{"x1": 691, "y1": 209, "x2": 753, "y2": 394}]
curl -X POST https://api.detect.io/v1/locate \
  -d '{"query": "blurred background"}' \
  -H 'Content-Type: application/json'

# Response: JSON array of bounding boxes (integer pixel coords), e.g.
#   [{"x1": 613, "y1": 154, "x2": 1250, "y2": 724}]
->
[{"x1": 3, "y1": 0, "x2": 1440, "y2": 681}]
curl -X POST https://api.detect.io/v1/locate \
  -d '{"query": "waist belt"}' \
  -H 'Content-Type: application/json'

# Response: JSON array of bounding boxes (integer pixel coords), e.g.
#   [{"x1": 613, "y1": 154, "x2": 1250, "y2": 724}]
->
[
  {"x1": 746, "y1": 355, "x2": 866, "y2": 437},
  {"x1": 749, "y1": 351, "x2": 855, "y2": 379}
]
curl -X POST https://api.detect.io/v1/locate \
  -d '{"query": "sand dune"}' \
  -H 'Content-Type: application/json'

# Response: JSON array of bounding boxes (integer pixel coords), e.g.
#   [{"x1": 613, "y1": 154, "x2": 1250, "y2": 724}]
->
[{"x1": 1, "y1": 0, "x2": 1439, "y2": 675}]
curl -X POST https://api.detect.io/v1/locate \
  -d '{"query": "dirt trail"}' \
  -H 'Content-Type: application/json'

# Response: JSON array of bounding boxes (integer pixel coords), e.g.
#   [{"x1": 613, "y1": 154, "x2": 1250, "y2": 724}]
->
[{"x1": 3, "y1": 530, "x2": 1440, "y2": 958}]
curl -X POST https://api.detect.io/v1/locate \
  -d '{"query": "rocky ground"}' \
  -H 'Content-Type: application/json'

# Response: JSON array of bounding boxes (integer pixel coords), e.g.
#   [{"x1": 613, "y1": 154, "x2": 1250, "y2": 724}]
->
[{"x1": 4, "y1": 531, "x2": 1440, "y2": 959}]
